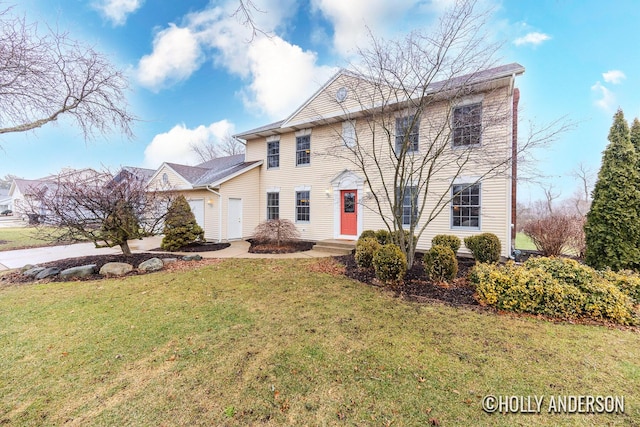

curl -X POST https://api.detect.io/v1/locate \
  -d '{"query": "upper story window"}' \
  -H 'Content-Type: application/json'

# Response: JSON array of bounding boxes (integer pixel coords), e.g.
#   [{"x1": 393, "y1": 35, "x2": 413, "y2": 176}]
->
[
  {"x1": 452, "y1": 102, "x2": 482, "y2": 147},
  {"x1": 162, "y1": 173, "x2": 169, "y2": 185},
  {"x1": 451, "y1": 183, "x2": 480, "y2": 229},
  {"x1": 267, "y1": 141, "x2": 280, "y2": 169},
  {"x1": 395, "y1": 115, "x2": 420, "y2": 154},
  {"x1": 296, "y1": 135, "x2": 311, "y2": 166},
  {"x1": 342, "y1": 120, "x2": 356, "y2": 147}
]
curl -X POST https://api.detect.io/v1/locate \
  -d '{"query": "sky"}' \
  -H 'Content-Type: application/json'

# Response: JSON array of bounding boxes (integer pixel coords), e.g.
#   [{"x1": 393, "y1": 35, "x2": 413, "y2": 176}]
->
[{"x1": 0, "y1": 0, "x2": 639, "y2": 203}]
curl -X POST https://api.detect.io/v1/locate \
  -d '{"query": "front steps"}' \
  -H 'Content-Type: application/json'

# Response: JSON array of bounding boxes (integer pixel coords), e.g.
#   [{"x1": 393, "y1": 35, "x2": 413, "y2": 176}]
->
[{"x1": 313, "y1": 239, "x2": 356, "y2": 255}]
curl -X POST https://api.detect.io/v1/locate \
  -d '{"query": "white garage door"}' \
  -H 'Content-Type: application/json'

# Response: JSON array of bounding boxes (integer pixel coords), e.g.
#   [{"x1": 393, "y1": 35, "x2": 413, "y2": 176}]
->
[{"x1": 188, "y1": 199, "x2": 205, "y2": 229}]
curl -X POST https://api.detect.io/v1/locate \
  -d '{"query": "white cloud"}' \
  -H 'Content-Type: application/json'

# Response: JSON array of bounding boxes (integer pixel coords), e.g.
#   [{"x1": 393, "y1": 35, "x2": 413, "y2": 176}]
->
[
  {"x1": 143, "y1": 120, "x2": 235, "y2": 168},
  {"x1": 311, "y1": 0, "x2": 416, "y2": 56},
  {"x1": 136, "y1": 24, "x2": 202, "y2": 91},
  {"x1": 513, "y1": 32, "x2": 551, "y2": 47},
  {"x1": 603, "y1": 70, "x2": 626, "y2": 85},
  {"x1": 591, "y1": 81, "x2": 616, "y2": 112},
  {"x1": 135, "y1": 0, "x2": 333, "y2": 119},
  {"x1": 93, "y1": 0, "x2": 143, "y2": 26},
  {"x1": 244, "y1": 37, "x2": 337, "y2": 118}
]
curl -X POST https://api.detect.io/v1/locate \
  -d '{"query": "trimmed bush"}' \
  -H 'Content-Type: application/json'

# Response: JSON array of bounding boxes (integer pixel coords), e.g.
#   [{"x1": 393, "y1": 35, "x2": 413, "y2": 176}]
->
[
  {"x1": 161, "y1": 195, "x2": 204, "y2": 251},
  {"x1": 432, "y1": 234, "x2": 461, "y2": 254},
  {"x1": 372, "y1": 244, "x2": 407, "y2": 285},
  {"x1": 464, "y1": 233, "x2": 501, "y2": 263},
  {"x1": 375, "y1": 229, "x2": 391, "y2": 245},
  {"x1": 358, "y1": 230, "x2": 376, "y2": 242},
  {"x1": 599, "y1": 270, "x2": 640, "y2": 304},
  {"x1": 424, "y1": 245, "x2": 458, "y2": 282},
  {"x1": 355, "y1": 237, "x2": 381, "y2": 269},
  {"x1": 470, "y1": 258, "x2": 637, "y2": 325}
]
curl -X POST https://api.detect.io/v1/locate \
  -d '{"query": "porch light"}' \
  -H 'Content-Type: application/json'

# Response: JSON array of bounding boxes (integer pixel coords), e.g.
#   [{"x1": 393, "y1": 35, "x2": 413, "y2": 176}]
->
[
  {"x1": 207, "y1": 198, "x2": 215, "y2": 205},
  {"x1": 325, "y1": 188, "x2": 331, "y2": 197}
]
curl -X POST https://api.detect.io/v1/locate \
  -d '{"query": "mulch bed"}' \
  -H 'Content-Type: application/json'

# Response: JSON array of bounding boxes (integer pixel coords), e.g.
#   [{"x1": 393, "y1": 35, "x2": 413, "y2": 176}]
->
[
  {"x1": 336, "y1": 253, "x2": 480, "y2": 307},
  {"x1": 248, "y1": 239, "x2": 315, "y2": 254},
  {"x1": 150, "y1": 242, "x2": 230, "y2": 252}
]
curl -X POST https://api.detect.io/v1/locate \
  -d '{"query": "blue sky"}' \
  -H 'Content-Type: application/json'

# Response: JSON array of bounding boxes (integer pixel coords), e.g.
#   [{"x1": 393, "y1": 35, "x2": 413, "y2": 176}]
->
[{"x1": 0, "y1": 0, "x2": 639, "y2": 203}]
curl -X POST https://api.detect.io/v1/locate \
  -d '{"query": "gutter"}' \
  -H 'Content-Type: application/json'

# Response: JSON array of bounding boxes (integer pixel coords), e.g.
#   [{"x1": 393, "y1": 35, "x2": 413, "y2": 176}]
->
[{"x1": 206, "y1": 185, "x2": 223, "y2": 243}]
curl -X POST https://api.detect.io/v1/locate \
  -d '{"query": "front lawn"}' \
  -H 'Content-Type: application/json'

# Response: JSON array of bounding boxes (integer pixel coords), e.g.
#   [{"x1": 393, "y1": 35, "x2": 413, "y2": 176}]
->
[
  {"x1": 1, "y1": 258, "x2": 638, "y2": 425},
  {"x1": 0, "y1": 226, "x2": 52, "y2": 251}
]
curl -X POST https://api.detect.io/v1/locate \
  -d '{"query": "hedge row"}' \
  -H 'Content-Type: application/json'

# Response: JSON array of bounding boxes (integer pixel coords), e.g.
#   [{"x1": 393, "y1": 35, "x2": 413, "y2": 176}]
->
[{"x1": 470, "y1": 257, "x2": 639, "y2": 325}]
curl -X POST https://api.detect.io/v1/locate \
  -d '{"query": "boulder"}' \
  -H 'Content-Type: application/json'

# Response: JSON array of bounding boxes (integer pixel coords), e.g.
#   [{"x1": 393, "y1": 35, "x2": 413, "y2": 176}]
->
[
  {"x1": 182, "y1": 254, "x2": 202, "y2": 261},
  {"x1": 59, "y1": 264, "x2": 97, "y2": 279},
  {"x1": 35, "y1": 267, "x2": 61, "y2": 280},
  {"x1": 138, "y1": 258, "x2": 164, "y2": 272},
  {"x1": 99, "y1": 262, "x2": 134, "y2": 276},
  {"x1": 161, "y1": 258, "x2": 179, "y2": 264},
  {"x1": 23, "y1": 266, "x2": 46, "y2": 278}
]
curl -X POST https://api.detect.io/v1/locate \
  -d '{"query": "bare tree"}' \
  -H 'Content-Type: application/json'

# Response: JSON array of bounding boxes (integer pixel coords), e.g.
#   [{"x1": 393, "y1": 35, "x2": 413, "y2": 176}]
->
[
  {"x1": 231, "y1": 0, "x2": 269, "y2": 41},
  {"x1": 0, "y1": 6, "x2": 134, "y2": 141},
  {"x1": 541, "y1": 183, "x2": 560, "y2": 215},
  {"x1": 25, "y1": 169, "x2": 173, "y2": 255},
  {"x1": 191, "y1": 134, "x2": 245, "y2": 163},
  {"x1": 569, "y1": 162, "x2": 594, "y2": 216},
  {"x1": 321, "y1": 0, "x2": 570, "y2": 266}
]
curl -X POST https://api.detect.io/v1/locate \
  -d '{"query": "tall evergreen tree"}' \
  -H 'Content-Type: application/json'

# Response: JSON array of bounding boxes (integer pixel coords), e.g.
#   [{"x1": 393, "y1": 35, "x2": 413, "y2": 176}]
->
[
  {"x1": 584, "y1": 109, "x2": 640, "y2": 271},
  {"x1": 161, "y1": 195, "x2": 204, "y2": 251},
  {"x1": 631, "y1": 118, "x2": 640, "y2": 153}
]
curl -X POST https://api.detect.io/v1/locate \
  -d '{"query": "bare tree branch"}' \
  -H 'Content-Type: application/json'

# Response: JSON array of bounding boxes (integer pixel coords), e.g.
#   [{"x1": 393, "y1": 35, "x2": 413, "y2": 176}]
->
[{"x1": 0, "y1": 6, "x2": 135, "y2": 141}]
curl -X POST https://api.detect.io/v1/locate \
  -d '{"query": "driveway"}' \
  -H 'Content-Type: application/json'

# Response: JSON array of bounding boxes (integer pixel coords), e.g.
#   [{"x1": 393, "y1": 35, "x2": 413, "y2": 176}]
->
[{"x1": 0, "y1": 237, "x2": 334, "y2": 271}]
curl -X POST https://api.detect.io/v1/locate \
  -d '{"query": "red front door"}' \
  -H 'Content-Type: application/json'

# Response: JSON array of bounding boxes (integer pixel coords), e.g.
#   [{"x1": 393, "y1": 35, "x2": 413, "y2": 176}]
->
[{"x1": 340, "y1": 190, "x2": 357, "y2": 236}]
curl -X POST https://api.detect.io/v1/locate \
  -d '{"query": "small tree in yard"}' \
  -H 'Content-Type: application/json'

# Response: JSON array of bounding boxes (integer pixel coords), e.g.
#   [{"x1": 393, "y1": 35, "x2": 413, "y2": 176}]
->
[
  {"x1": 585, "y1": 109, "x2": 640, "y2": 271},
  {"x1": 26, "y1": 169, "x2": 173, "y2": 255},
  {"x1": 161, "y1": 195, "x2": 204, "y2": 251},
  {"x1": 522, "y1": 214, "x2": 580, "y2": 257},
  {"x1": 252, "y1": 219, "x2": 300, "y2": 246}
]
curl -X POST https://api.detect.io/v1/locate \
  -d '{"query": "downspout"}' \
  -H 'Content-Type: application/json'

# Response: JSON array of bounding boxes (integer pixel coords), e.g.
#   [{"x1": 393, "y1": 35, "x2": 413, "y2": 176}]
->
[
  {"x1": 206, "y1": 185, "x2": 223, "y2": 243},
  {"x1": 511, "y1": 80, "x2": 520, "y2": 256}
]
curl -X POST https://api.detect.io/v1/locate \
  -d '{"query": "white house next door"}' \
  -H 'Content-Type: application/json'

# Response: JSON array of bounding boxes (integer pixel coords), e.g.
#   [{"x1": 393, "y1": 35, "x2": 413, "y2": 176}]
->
[{"x1": 228, "y1": 198, "x2": 243, "y2": 240}]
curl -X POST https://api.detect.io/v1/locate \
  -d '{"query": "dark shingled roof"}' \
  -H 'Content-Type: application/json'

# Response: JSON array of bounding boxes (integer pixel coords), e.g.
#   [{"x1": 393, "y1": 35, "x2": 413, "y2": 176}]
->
[
  {"x1": 193, "y1": 160, "x2": 262, "y2": 187},
  {"x1": 162, "y1": 154, "x2": 259, "y2": 187}
]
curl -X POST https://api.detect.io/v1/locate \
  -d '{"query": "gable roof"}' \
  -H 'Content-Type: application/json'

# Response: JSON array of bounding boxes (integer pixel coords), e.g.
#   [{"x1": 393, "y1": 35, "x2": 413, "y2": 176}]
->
[
  {"x1": 195, "y1": 160, "x2": 263, "y2": 188},
  {"x1": 235, "y1": 63, "x2": 525, "y2": 141},
  {"x1": 9, "y1": 178, "x2": 52, "y2": 196}
]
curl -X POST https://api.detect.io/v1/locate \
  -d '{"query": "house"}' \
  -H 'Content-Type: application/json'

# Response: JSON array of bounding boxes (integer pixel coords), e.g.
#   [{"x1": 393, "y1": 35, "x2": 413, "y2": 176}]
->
[
  {"x1": 215, "y1": 63, "x2": 522, "y2": 257},
  {"x1": 0, "y1": 188, "x2": 11, "y2": 212},
  {"x1": 146, "y1": 154, "x2": 262, "y2": 241}
]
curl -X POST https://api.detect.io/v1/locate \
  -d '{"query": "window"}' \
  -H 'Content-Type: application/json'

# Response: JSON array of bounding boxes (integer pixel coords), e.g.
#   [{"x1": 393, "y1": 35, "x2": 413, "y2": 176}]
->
[
  {"x1": 395, "y1": 115, "x2": 419, "y2": 153},
  {"x1": 266, "y1": 192, "x2": 279, "y2": 220},
  {"x1": 296, "y1": 135, "x2": 311, "y2": 166},
  {"x1": 267, "y1": 141, "x2": 279, "y2": 169},
  {"x1": 396, "y1": 186, "x2": 418, "y2": 226},
  {"x1": 342, "y1": 120, "x2": 356, "y2": 147},
  {"x1": 452, "y1": 102, "x2": 482, "y2": 147},
  {"x1": 451, "y1": 183, "x2": 480, "y2": 228},
  {"x1": 296, "y1": 190, "x2": 310, "y2": 222},
  {"x1": 162, "y1": 173, "x2": 169, "y2": 185}
]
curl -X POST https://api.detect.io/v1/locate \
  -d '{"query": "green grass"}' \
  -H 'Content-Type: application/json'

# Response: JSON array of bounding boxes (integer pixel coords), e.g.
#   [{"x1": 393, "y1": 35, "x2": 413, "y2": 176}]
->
[
  {"x1": 0, "y1": 226, "x2": 77, "y2": 251},
  {"x1": 1, "y1": 258, "x2": 639, "y2": 425},
  {"x1": 515, "y1": 232, "x2": 537, "y2": 251}
]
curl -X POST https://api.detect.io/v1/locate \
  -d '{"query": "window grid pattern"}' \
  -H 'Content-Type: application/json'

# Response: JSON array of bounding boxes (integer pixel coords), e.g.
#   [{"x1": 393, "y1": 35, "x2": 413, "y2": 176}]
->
[
  {"x1": 396, "y1": 186, "x2": 418, "y2": 226},
  {"x1": 452, "y1": 103, "x2": 482, "y2": 147},
  {"x1": 395, "y1": 115, "x2": 419, "y2": 153},
  {"x1": 296, "y1": 190, "x2": 310, "y2": 222},
  {"x1": 267, "y1": 141, "x2": 280, "y2": 168},
  {"x1": 296, "y1": 135, "x2": 311, "y2": 166},
  {"x1": 266, "y1": 192, "x2": 279, "y2": 220},
  {"x1": 451, "y1": 183, "x2": 480, "y2": 228}
]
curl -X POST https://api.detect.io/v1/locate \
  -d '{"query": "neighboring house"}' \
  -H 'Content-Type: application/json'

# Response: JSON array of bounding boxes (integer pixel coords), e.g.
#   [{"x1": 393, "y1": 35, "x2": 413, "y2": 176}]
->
[
  {"x1": 0, "y1": 188, "x2": 11, "y2": 212},
  {"x1": 226, "y1": 63, "x2": 524, "y2": 257},
  {"x1": 146, "y1": 154, "x2": 263, "y2": 241}
]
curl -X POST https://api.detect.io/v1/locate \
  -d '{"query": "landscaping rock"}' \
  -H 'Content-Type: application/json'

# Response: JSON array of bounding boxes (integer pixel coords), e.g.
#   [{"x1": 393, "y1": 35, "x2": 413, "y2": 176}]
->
[
  {"x1": 161, "y1": 258, "x2": 179, "y2": 264},
  {"x1": 21, "y1": 264, "x2": 37, "y2": 272},
  {"x1": 59, "y1": 264, "x2": 97, "y2": 279},
  {"x1": 99, "y1": 262, "x2": 134, "y2": 276},
  {"x1": 182, "y1": 254, "x2": 202, "y2": 261},
  {"x1": 35, "y1": 267, "x2": 61, "y2": 280},
  {"x1": 23, "y1": 266, "x2": 46, "y2": 278},
  {"x1": 138, "y1": 258, "x2": 164, "y2": 272}
]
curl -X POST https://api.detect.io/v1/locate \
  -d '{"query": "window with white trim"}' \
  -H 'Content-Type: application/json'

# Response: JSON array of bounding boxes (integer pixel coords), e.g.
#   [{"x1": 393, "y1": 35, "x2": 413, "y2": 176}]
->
[
  {"x1": 396, "y1": 186, "x2": 418, "y2": 226},
  {"x1": 452, "y1": 102, "x2": 482, "y2": 147},
  {"x1": 266, "y1": 192, "x2": 279, "y2": 220},
  {"x1": 395, "y1": 115, "x2": 419, "y2": 153},
  {"x1": 296, "y1": 135, "x2": 310, "y2": 166},
  {"x1": 296, "y1": 190, "x2": 310, "y2": 222},
  {"x1": 451, "y1": 183, "x2": 480, "y2": 228},
  {"x1": 342, "y1": 120, "x2": 356, "y2": 147},
  {"x1": 267, "y1": 141, "x2": 280, "y2": 169}
]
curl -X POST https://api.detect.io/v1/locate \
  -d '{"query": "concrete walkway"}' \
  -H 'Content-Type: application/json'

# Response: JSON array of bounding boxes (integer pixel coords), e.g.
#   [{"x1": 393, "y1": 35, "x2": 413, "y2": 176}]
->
[{"x1": 0, "y1": 236, "x2": 337, "y2": 271}]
